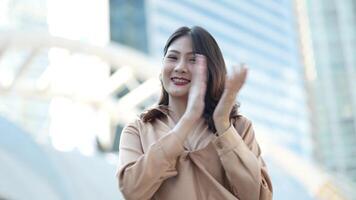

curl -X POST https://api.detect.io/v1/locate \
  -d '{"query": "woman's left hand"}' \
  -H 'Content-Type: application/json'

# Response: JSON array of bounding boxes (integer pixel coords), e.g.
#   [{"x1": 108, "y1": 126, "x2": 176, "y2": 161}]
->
[{"x1": 213, "y1": 63, "x2": 248, "y2": 134}]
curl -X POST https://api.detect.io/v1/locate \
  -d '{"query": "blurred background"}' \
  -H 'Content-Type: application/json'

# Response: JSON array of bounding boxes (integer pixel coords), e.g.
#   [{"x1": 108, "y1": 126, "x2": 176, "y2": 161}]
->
[{"x1": 0, "y1": 0, "x2": 355, "y2": 199}]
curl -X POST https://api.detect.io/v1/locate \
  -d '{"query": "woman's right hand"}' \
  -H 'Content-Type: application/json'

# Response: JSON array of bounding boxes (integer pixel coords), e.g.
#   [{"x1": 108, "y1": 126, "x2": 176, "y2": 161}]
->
[
  {"x1": 172, "y1": 54, "x2": 207, "y2": 143},
  {"x1": 183, "y1": 54, "x2": 208, "y2": 121}
]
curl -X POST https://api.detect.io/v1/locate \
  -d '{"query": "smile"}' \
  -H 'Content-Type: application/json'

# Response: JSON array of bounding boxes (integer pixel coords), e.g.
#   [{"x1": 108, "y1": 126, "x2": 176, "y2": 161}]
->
[{"x1": 171, "y1": 77, "x2": 190, "y2": 86}]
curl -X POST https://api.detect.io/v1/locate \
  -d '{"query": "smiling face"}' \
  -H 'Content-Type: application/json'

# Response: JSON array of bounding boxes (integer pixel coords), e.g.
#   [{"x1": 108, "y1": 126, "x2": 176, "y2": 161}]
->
[
  {"x1": 162, "y1": 35, "x2": 196, "y2": 99},
  {"x1": 143, "y1": 26, "x2": 230, "y2": 132}
]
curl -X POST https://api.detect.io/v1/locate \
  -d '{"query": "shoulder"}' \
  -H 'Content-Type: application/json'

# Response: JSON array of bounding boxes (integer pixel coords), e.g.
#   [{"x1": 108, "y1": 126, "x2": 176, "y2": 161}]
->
[
  {"x1": 139, "y1": 105, "x2": 168, "y2": 123},
  {"x1": 123, "y1": 114, "x2": 164, "y2": 136},
  {"x1": 122, "y1": 117, "x2": 145, "y2": 136}
]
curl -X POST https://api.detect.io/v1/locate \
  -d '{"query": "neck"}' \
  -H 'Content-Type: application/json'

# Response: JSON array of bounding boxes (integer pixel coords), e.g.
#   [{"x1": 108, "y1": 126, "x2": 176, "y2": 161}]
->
[{"x1": 168, "y1": 96, "x2": 187, "y2": 123}]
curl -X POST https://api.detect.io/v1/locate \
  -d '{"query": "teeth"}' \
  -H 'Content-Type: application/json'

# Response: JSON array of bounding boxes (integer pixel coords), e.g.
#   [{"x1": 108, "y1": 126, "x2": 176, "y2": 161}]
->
[
  {"x1": 172, "y1": 78, "x2": 190, "y2": 83},
  {"x1": 172, "y1": 78, "x2": 189, "y2": 81},
  {"x1": 175, "y1": 80, "x2": 187, "y2": 83}
]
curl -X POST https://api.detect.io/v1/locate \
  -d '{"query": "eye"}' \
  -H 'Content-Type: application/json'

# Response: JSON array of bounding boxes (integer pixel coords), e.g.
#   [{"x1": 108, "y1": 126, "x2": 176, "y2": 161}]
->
[
  {"x1": 189, "y1": 57, "x2": 196, "y2": 63},
  {"x1": 167, "y1": 55, "x2": 177, "y2": 60}
]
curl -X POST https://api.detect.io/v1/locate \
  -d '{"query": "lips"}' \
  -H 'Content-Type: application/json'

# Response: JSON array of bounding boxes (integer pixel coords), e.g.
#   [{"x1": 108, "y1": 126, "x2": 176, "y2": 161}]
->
[{"x1": 171, "y1": 77, "x2": 190, "y2": 85}]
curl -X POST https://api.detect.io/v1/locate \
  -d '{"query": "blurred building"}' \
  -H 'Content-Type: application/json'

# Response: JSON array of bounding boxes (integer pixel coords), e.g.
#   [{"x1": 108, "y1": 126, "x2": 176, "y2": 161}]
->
[
  {"x1": 0, "y1": 0, "x2": 153, "y2": 199},
  {"x1": 305, "y1": 0, "x2": 356, "y2": 183},
  {"x1": 0, "y1": 0, "x2": 111, "y2": 153},
  {"x1": 0, "y1": 0, "x2": 51, "y2": 142},
  {"x1": 110, "y1": 0, "x2": 149, "y2": 53}
]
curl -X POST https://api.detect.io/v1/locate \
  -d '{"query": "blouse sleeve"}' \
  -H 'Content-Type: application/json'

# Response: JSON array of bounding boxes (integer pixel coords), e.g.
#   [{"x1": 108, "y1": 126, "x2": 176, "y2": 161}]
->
[
  {"x1": 116, "y1": 119, "x2": 184, "y2": 200},
  {"x1": 212, "y1": 116, "x2": 273, "y2": 200}
]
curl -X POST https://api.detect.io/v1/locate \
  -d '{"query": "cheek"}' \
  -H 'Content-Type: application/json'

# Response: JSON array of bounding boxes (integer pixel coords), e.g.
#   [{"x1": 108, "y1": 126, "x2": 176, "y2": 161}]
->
[
  {"x1": 161, "y1": 65, "x2": 172, "y2": 87},
  {"x1": 162, "y1": 65, "x2": 171, "y2": 76}
]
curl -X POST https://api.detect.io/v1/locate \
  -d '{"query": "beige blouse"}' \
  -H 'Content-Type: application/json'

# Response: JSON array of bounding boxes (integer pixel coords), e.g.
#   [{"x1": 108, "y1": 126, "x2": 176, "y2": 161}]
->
[{"x1": 116, "y1": 108, "x2": 273, "y2": 200}]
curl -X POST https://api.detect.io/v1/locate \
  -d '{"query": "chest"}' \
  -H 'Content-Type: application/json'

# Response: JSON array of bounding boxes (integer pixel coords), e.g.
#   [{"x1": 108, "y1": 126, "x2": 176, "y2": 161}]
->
[{"x1": 141, "y1": 119, "x2": 215, "y2": 152}]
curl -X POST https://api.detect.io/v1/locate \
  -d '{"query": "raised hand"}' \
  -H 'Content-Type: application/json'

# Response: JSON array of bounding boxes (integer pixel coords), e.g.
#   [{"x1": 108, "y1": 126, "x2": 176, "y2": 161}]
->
[
  {"x1": 172, "y1": 54, "x2": 208, "y2": 143},
  {"x1": 184, "y1": 54, "x2": 208, "y2": 121},
  {"x1": 213, "y1": 63, "x2": 248, "y2": 133}
]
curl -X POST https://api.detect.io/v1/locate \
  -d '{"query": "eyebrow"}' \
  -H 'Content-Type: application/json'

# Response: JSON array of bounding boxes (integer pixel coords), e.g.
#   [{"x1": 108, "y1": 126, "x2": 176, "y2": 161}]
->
[{"x1": 167, "y1": 50, "x2": 195, "y2": 55}]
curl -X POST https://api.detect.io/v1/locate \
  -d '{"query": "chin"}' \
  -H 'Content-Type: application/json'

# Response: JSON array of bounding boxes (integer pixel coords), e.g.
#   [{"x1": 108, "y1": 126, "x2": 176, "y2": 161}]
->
[{"x1": 168, "y1": 91, "x2": 189, "y2": 99}]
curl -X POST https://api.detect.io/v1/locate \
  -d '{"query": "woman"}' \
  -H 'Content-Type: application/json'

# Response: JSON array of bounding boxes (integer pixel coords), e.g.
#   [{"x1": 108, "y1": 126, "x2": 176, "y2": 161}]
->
[{"x1": 116, "y1": 26, "x2": 273, "y2": 200}]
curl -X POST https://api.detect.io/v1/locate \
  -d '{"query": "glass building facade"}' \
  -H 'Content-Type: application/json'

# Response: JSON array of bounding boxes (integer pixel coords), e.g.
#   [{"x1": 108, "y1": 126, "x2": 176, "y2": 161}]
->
[
  {"x1": 110, "y1": 0, "x2": 149, "y2": 53},
  {"x1": 306, "y1": 0, "x2": 356, "y2": 183}
]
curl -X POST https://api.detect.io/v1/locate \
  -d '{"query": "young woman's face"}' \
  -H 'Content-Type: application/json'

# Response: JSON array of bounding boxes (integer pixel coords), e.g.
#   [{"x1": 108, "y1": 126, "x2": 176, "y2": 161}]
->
[{"x1": 162, "y1": 36, "x2": 196, "y2": 99}]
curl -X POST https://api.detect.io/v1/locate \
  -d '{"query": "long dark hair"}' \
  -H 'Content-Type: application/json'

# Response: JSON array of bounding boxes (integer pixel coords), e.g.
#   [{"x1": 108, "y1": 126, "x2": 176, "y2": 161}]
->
[{"x1": 141, "y1": 26, "x2": 239, "y2": 133}]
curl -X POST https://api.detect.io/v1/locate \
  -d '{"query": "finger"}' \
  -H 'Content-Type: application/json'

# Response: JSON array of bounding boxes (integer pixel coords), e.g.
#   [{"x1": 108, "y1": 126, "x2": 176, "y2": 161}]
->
[
  {"x1": 195, "y1": 54, "x2": 207, "y2": 82},
  {"x1": 227, "y1": 63, "x2": 248, "y2": 92},
  {"x1": 195, "y1": 54, "x2": 206, "y2": 71},
  {"x1": 195, "y1": 54, "x2": 206, "y2": 63},
  {"x1": 236, "y1": 63, "x2": 246, "y2": 74},
  {"x1": 188, "y1": 54, "x2": 204, "y2": 75},
  {"x1": 200, "y1": 81, "x2": 207, "y2": 95},
  {"x1": 233, "y1": 63, "x2": 248, "y2": 79},
  {"x1": 231, "y1": 63, "x2": 242, "y2": 77},
  {"x1": 240, "y1": 63, "x2": 248, "y2": 82}
]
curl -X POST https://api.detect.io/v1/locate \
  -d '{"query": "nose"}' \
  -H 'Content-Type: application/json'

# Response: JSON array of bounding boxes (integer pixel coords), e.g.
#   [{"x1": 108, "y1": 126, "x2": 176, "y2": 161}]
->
[{"x1": 174, "y1": 59, "x2": 188, "y2": 73}]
